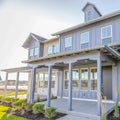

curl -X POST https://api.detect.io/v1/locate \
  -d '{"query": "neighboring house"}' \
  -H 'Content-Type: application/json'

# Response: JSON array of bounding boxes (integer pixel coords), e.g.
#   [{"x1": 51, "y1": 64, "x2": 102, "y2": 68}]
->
[{"x1": 1, "y1": 2, "x2": 120, "y2": 117}]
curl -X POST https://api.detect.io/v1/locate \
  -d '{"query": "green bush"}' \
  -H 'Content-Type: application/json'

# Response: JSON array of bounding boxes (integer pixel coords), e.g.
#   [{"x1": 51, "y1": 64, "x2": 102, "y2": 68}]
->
[
  {"x1": 32, "y1": 104, "x2": 44, "y2": 114},
  {"x1": 12, "y1": 99, "x2": 27, "y2": 111},
  {"x1": 35, "y1": 97, "x2": 41, "y2": 103},
  {"x1": 44, "y1": 108, "x2": 57, "y2": 118},
  {"x1": 114, "y1": 102, "x2": 119, "y2": 118},
  {"x1": 24, "y1": 103, "x2": 34, "y2": 112}
]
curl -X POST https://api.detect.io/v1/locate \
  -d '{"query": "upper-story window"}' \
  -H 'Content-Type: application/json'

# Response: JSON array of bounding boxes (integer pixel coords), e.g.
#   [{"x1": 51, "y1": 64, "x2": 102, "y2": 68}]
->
[
  {"x1": 29, "y1": 48, "x2": 34, "y2": 57},
  {"x1": 87, "y1": 11, "x2": 93, "y2": 21},
  {"x1": 34, "y1": 47, "x2": 39, "y2": 56},
  {"x1": 65, "y1": 37, "x2": 72, "y2": 52},
  {"x1": 53, "y1": 44, "x2": 59, "y2": 54},
  {"x1": 48, "y1": 46, "x2": 53, "y2": 55},
  {"x1": 101, "y1": 25, "x2": 112, "y2": 45},
  {"x1": 48, "y1": 44, "x2": 59, "y2": 55},
  {"x1": 81, "y1": 31, "x2": 89, "y2": 49}
]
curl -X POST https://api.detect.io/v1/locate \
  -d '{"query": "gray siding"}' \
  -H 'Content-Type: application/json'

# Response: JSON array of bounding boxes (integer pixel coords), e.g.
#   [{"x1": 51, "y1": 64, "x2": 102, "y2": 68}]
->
[{"x1": 60, "y1": 16, "x2": 120, "y2": 53}]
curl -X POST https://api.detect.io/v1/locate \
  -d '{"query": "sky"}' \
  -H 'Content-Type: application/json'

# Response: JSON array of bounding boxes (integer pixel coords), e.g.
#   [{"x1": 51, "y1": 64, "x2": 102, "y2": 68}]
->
[{"x1": 0, "y1": 0, "x2": 120, "y2": 80}]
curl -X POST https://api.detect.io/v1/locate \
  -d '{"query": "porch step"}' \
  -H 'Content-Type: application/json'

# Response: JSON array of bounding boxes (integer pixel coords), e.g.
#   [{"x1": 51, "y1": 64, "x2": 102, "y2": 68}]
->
[{"x1": 57, "y1": 109, "x2": 100, "y2": 120}]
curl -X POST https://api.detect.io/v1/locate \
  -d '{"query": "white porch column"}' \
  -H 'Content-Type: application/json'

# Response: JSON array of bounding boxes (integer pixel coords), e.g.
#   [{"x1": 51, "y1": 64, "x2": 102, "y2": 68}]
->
[
  {"x1": 15, "y1": 72, "x2": 19, "y2": 99},
  {"x1": 68, "y1": 62, "x2": 73, "y2": 111},
  {"x1": 30, "y1": 67, "x2": 36, "y2": 103},
  {"x1": 47, "y1": 65, "x2": 52, "y2": 107},
  {"x1": 97, "y1": 56, "x2": 102, "y2": 116},
  {"x1": 4, "y1": 72, "x2": 8, "y2": 97}
]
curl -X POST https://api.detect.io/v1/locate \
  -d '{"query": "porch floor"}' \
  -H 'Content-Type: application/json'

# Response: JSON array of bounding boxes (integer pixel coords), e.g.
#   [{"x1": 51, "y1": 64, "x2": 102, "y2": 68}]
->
[{"x1": 41, "y1": 98, "x2": 114, "y2": 119}]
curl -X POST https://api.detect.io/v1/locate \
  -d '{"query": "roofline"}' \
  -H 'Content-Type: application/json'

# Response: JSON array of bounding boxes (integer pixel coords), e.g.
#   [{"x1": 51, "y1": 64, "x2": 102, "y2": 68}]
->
[
  {"x1": 22, "y1": 42, "x2": 120, "y2": 64},
  {"x1": 82, "y1": 2, "x2": 102, "y2": 16},
  {"x1": 52, "y1": 10, "x2": 120, "y2": 36}
]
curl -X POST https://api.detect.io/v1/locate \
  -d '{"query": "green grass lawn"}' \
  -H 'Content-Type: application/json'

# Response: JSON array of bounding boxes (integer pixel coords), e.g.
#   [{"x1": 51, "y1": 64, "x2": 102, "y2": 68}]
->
[{"x1": 0, "y1": 105, "x2": 28, "y2": 120}]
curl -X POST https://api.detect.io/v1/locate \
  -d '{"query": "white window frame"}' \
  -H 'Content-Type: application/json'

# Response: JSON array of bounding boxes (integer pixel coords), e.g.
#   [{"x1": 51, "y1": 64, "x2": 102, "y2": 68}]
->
[
  {"x1": 34, "y1": 47, "x2": 39, "y2": 56},
  {"x1": 65, "y1": 37, "x2": 72, "y2": 48},
  {"x1": 81, "y1": 31, "x2": 89, "y2": 44},
  {"x1": 53, "y1": 44, "x2": 59, "y2": 54},
  {"x1": 29, "y1": 48, "x2": 34, "y2": 57},
  {"x1": 48, "y1": 46, "x2": 53, "y2": 55},
  {"x1": 101, "y1": 25, "x2": 112, "y2": 42},
  {"x1": 80, "y1": 68, "x2": 89, "y2": 91},
  {"x1": 90, "y1": 67, "x2": 97, "y2": 91}
]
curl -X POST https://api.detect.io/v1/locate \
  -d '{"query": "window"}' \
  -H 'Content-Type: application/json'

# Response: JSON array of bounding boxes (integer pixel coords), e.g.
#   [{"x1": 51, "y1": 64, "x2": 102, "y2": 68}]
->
[
  {"x1": 65, "y1": 37, "x2": 72, "y2": 50},
  {"x1": 53, "y1": 44, "x2": 59, "y2": 54},
  {"x1": 101, "y1": 25, "x2": 112, "y2": 45},
  {"x1": 39, "y1": 73, "x2": 44, "y2": 88},
  {"x1": 51, "y1": 73, "x2": 56, "y2": 88},
  {"x1": 90, "y1": 68, "x2": 97, "y2": 90},
  {"x1": 73, "y1": 70, "x2": 79, "y2": 90},
  {"x1": 87, "y1": 11, "x2": 93, "y2": 21},
  {"x1": 29, "y1": 48, "x2": 34, "y2": 57},
  {"x1": 81, "y1": 32, "x2": 89, "y2": 49},
  {"x1": 80, "y1": 68, "x2": 88, "y2": 90},
  {"x1": 48, "y1": 46, "x2": 53, "y2": 55},
  {"x1": 34, "y1": 47, "x2": 39, "y2": 56},
  {"x1": 64, "y1": 70, "x2": 79, "y2": 90},
  {"x1": 44, "y1": 73, "x2": 48, "y2": 88}
]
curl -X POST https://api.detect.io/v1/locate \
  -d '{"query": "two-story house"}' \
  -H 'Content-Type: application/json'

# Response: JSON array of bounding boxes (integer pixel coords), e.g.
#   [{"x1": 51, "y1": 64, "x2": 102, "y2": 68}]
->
[{"x1": 2, "y1": 2, "x2": 120, "y2": 117}]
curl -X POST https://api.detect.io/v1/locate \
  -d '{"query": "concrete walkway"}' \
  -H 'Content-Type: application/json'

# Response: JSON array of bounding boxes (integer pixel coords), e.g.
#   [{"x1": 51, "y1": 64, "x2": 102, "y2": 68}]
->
[{"x1": 57, "y1": 115, "x2": 97, "y2": 120}]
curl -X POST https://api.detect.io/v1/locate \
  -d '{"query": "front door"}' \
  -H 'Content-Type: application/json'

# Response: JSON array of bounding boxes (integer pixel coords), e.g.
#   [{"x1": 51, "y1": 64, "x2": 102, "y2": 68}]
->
[{"x1": 102, "y1": 66, "x2": 112, "y2": 100}]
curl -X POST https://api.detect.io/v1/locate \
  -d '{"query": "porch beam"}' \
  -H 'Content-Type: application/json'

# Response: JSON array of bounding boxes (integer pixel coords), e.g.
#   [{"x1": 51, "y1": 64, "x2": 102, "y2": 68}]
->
[
  {"x1": 4, "y1": 72, "x2": 8, "y2": 97},
  {"x1": 15, "y1": 72, "x2": 19, "y2": 99},
  {"x1": 68, "y1": 62, "x2": 73, "y2": 111},
  {"x1": 97, "y1": 56, "x2": 102, "y2": 116},
  {"x1": 47, "y1": 65, "x2": 52, "y2": 107},
  {"x1": 30, "y1": 67, "x2": 37, "y2": 103}
]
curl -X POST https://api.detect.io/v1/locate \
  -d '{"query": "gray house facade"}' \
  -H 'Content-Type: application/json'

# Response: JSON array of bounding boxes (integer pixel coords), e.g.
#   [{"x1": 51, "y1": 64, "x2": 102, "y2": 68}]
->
[{"x1": 2, "y1": 2, "x2": 120, "y2": 117}]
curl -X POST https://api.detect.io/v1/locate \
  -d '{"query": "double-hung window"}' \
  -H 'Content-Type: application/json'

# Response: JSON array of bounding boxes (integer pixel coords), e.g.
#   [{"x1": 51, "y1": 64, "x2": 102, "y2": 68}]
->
[
  {"x1": 65, "y1": 37, "x2": 72, "y2": 52},
  {"x1": 80, "y1": 68, "x2": 88, "y2": 90},
  {"x1": 48, "y1": 46, "x2": 53, "y2": 55},
  {"x1": 73, "y1": 70, "x2": 79, "y2": 90},
  {"x1": 29, "y1": 48, "x2": 34, "y2": 57},
  {"x1": 101, "y1": 25, "x2": 112, "y2": 45},
  {"x1": 38, "y1": 73, "x2": 44, "y2": 88},
  {"x1": 34, "y1": 47, "x2": 39, "y2": 56},
  {"x1": 90, "y1": 68, "x2": 97, "y2": 90},
  {"x1": 81, "y1": 32, "x2": 89, "y2": 49},
  {"x1": 64, "y1": 71, "x2": 69, "y2": 89},
  {"x1": 53, "y1": 44, "x2": 59, "y2": 54}
]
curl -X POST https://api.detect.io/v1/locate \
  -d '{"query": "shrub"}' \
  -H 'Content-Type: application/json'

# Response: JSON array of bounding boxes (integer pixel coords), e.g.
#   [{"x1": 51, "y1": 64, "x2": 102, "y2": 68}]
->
[
  {"x1": 35, "y1": 97, "x2": 41, "y2": 103},
  {"x1": 44, "y1": 108, "x2": 57, "y2": 118},
  {"x1": 32, "y1": 104, "x2": 44, "y2": 114},
  {"x1": 51, "y1": 94, "x2": 57, "y2": 100},
  {"x1": 24, "y1": 103, "x2": 34, "y2": 112},
  {"x1": 114, "y1": 102, "x2": 119, "y2": 118},
  {"x1": 12, "y1": 99, "x2": 27, "y2": 111}
]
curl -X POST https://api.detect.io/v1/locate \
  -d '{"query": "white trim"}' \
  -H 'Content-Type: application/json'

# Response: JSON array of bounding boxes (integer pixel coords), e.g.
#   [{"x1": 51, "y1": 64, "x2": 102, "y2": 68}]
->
[
  {"x1": 80, "y1": 31, "x2": 90, "y2": 44},
  {"x1": 64, "y1": 36, "x2": 72, "y2": 48}
]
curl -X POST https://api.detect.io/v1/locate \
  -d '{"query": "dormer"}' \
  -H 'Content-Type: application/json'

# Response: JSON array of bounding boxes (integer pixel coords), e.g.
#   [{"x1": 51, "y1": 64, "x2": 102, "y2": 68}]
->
[
  {"x1": 22, "y1": 33, "x2": 46, "y2": 59},
  {"x1": 82, "y1": 2, "x2": 102, "y2": 22}
]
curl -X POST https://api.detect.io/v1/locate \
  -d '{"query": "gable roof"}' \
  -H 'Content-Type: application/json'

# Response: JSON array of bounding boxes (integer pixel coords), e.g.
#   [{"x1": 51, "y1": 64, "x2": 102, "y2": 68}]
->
[
  {"x1": 22, "y1": 33, "x2": 47, "y2": 49},
  {"x1": 82, "y1": 2, "x2": 102, "y2": 16},
  {"x1": 52, "y1": 10, "x2": 120, "y2": 36}
]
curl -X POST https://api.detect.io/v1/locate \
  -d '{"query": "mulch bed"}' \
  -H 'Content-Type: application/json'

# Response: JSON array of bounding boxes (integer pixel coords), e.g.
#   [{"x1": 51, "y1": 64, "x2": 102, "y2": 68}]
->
[
  {"x1": 9, "y1": 110, "x2": 66, "y2": 120},
  {"x1": 107, "y1": 108, "x2": 120, "y2": 120}
]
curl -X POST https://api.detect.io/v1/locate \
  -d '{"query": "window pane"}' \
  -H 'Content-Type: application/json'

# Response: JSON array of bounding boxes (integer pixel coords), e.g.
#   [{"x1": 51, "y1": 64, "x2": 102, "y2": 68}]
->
[
  {"x1": 29, "y1": 48, "x2": 34, "y2": 57},
  {"x1": 44, "y1": 81, "x2": 48, "y2": 88},
  {"x1": 73, "y1": 70, "x2": 79, "y2": 80},
  {"x1": 65, "y1": 71, "x2": 69, "y2": 80},
  {"x1": 91, "y1": 80, "x2": 97, "y2": 90},
  {"x1": 81, "y1": 32, "x2": 89, "y2": 44},
  {"x1": 52, "y1": 73, "x2": 56, "y2": 81},
  {"x1": 53, "y1": 44, "x2": 59, "y2": 53},
  {"x1": 65, "y1": 37, "x2": 72, "y2": 48},
  {"x1": 81, "y1": 69, "x2": 88, "y2": 79},
  {"x1": 48, "y1": 46, "x2": 53, "y2": 55},
  {"x1": 34, "y1": 47, "x2": 39, "y2": 56},
  {"x1": 102, "y1": 26, "x2": 112, "y2": 38},
  {"x1": 73, "y1": 80, "x2": 79, "y2": 90},
  {"x1": 45, "y1": 73, "x2": 48, "y2": 81},
  {"x1": 81, "y1": 80, "x2": 88, "y2": 90},
  {"x1": 51, "y1": 81, "x2": 55, "y2": 88}
]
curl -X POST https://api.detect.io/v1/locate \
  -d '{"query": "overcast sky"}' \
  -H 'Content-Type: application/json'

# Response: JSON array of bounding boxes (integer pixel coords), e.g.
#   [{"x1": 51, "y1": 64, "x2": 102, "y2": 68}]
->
[{"x1": 0, "y1": 0, "x2": 120, "y2": 80}]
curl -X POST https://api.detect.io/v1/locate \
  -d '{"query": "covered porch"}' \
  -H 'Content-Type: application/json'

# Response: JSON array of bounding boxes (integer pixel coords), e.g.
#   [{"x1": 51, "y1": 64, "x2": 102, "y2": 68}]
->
[{"x1": 41, "y1": 98, "x2": 114, "y2": 119}]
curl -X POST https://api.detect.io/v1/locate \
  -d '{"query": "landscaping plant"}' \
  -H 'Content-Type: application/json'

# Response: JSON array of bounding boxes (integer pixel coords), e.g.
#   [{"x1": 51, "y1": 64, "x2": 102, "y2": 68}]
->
[
  {"x1": 44, "y1": 107, "x2": 57, "y2": 118},
  {"x1": 35, "y1": 97, "x2": 41, "y2": 103},
  {"x1": 114, "y1": 102, "x2": 119, "y2": 118},
  {"x1": 24, "y1": 103, "x2": 34, "y2": 112},
  {"x1": 32, "y1": 104, "x2": 45, "y2": 114}
]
